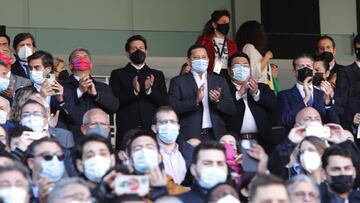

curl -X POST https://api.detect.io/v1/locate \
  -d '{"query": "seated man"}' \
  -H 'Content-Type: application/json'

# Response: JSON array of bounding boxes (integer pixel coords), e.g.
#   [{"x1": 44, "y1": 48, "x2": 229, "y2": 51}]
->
[
  {"x1": 167, "y1": 44, "x2": 235, "y2": 146},
  {"x1": 176, "y1": 141, "x2": 228, "y2": 203},
  {"x1": 225, "y1": 51, "x2": 277, "y2": 153},
  {"x1": 0, "y1": 162, "x2": 31, "y2": 203},
  {"x1": 151, "y1": 106, "x2": 194, "y2": 185},
  {"x1": 278, "y1": 53, "x2": 339, "y2": 130},
  {"x1": 248, "y1": 174, "x2": 289, "y2": 203},
  {"x1": 80, "y1": 108, "x2": 111, "y2": 139},
  {"x1": 48, "y1": 177, "x2": 94, "y2": 203}
]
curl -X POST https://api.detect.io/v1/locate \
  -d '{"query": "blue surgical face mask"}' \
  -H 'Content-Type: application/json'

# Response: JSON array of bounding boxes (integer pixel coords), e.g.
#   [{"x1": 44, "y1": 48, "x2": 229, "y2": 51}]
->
[
  {"x1": 21, "y1": 115, "x2": 44, "y2": 133},
  {"x1": 0, "y1": 77, "x2": 10, "y2": 92},
  {"x1": 197, "y1": 167, "x2": 227, "y2": 189},
  {"x1": 232, "y1": 64, "x2": 250, "y2": 81},
  {"x1": 157, "y1": 124, "x2": 179, "y2": 144},
  {"x1": 132, "y1": 148, "x2": 158, "y2": 174},
  {"x1": 30, "y1": 71, "x2": 45, "y2": 85},
  {"x1": 191, "y1": 59, "x2": 208, "y2": 74},
  {"x1": 40, "y1": 156, "x2": 65, "y2": 182},
  {"x1": 86, "y1": 124, "x2": 109, "y2": 138}
]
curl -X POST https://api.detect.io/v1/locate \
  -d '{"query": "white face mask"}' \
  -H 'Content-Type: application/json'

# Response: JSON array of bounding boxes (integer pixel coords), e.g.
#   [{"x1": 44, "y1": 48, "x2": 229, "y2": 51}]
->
[
  {"x1": 217, "y1": 195, "x2": 240, "y2": 203},
  {"x1": 30, "y1": 71, "x2": 45, "y2": 85},
  {"x1": 0, "y1": 110, "x2": 8, "y2": 124},
  {"x1": 0, "y1": 186, "x2": 27, "y2": 203},
  {"x1": 83, "y1": 155, "x2": 111, "y2": 183},
  {"x1": 132, "y1": 148, "x2": 158, "y2": 174},
  {"x1": 300, "y1": 150, "x2": 321, "y2": 173},
  {"x1": 197, "y1": 167, "x2": 227, "y2": 189},
  {"x1": 21, "y1": 115, "x2": 44, "y2": 133},
  {"x1": 17, "y1": 45, "x2": 33, "y2": 61}
]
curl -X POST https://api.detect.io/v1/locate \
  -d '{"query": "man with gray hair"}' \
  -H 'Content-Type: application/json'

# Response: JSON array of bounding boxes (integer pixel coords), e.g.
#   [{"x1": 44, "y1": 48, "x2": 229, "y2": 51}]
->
[
  {"x1": 58, "y1": 48, "x2": 119, "y2": 141},
  {"x1": 47, "y1": 177, "x2": 93, "y2": 203},
  {"x1": 287, "y1": 175, "x2": 320, "y2": 203},
  {"x1": 81, "y1": 108, "x2": 111, "y2": 138}
]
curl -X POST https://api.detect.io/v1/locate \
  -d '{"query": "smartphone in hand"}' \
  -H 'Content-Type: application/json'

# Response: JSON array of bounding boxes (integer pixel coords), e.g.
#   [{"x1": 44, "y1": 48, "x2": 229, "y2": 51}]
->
[{"x1": 241, "y1": 139, "x2": 259, "y2": 173}]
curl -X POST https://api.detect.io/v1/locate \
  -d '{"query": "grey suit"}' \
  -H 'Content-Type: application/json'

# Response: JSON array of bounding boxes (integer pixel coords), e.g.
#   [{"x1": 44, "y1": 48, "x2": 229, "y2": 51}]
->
[
  {"x1": 10, "y1": 74, "x2": 32, "y2": 92},
  {"x1": 167, "y1": 72, "x2": 236, "y2": 140}
]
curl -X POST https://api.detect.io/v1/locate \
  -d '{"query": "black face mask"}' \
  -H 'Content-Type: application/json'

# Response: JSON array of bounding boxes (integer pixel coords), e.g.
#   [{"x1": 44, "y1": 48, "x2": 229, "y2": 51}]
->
[
  {"x1": 313, "y1": 73, "x2": 324, "y2": 86},
  {"x1": 297, "y1": 67, "x2": 313, "y2": 83},
  {"x1": 58, "y1": 70, "x2": 69, "y2": 81},
  {"x1": 216, "y1": 23, "x2": 230, "y2": 35},
  {"x1": 319, "y1": 51, "x2": 334, "y2": 63},
  {"x1": 329, "y1": 175, "x2": 354, "y2": 194},
  {"x1": 130, "y1": 49, "x2": 146, "y2": 65},
  {"x1": 355, "y1": 48, "x2": 360, "y2": 59}
]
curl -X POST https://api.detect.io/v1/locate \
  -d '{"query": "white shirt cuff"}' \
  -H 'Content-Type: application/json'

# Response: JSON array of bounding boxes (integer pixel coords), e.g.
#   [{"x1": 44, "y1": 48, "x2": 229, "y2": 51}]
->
[
  {"x1": 77, "y1": 88, "x2": 83, "y2": 98},
  {"x1": 146, "y1": 88, "x2": 152, "y2": 95},
  {"x1": 252, "y1": 90, "x2": 260, "y2": 102}
]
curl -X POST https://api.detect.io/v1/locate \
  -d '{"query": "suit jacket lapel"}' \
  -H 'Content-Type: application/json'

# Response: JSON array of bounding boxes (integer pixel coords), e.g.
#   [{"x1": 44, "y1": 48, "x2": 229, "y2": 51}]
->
[
  {"x1": 184, "y1": 73, "x2": 198, "y2": 96},
  {"x1": 291, "y1": 85, "x2": 303, "y2": 100}
]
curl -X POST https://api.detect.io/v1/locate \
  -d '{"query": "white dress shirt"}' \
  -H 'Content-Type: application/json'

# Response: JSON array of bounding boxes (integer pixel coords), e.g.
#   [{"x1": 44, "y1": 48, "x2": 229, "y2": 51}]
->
[
  {"x1": 159, "y1": 143, "x2": 187, "y2": 184},
  {"x1": 296, "y1": 83, "x2": 313, "y2": 99},
  {"x1": 192, "y1": 71, "x2": 212, "y2": 128},
  {"x1": 232, "y1": 81, "x2": 259, "y2": 134}
]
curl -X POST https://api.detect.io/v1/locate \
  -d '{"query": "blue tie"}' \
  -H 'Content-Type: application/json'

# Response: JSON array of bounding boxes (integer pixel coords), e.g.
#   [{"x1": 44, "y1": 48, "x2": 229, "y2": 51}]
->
[
  {"x1": 306, "y1": 89, "x2": 313, "y2": 107},
  {"x1": 23, "y1": 64, "x2": 30, "y2": 78}
]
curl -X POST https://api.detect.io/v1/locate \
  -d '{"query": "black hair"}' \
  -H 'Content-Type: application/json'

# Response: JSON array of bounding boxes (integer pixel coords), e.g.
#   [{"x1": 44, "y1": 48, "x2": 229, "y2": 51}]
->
[
  {"x1": 292, "y1": 53, "x2": 314, "y2": 70},
  {"x1": 27, "y1": 50, "x2": 54, "y2": 69},
  {"x1": 201, "y1": 10, "x2": 231, "y2": 36},
  {"x1": 13, "y1": 33, "x2": 36, "y2": 50},
  {"x1": 0, "y1": 34, "x2": 10, "y2": 46},
  {"x1": 249, "y1": 174, "x2": 286, "y2": 201},
  {"x1": 227, "y1": 51, "x2": 251, "y2": 67},
  {"x1": 354, "y1": 34, "x2": 360, "y2": 48},
  {"x1": 8, "y1": 124, "x2": 32, "y2": 148},
  {"x1": 313, "y1": 56, "x2": 330, "y2": 71},
  {"x1": 317, "y1": 35, "x2": 336, "y2": 48},
  {"x1": 125, "y1": 130, "x2": 159, "y2": 155},
  {"x1": 322, "y1": 144, "x2": 353, "y2": 169},
  {"x1": 187, "y1": 44, "x2": 206, "y2": 58},
  {"x1": 236, "y1": 20, "x2": 268, "y2": 55},
  {"x1": 24, "y1": 137, "x2": 63, "y2": 165},
  {"x1": 125, "y1": 35, "x2": 147, "y2": 52},
  {"x1": 192, "y1": 140, "x2": 226, "y2": 164},
  {"x1": 151, "y1": 105, "x2": 177, "y2": 125},
  {"x1": 75, "y1": 135, "x2": 113, "y2": 160}
]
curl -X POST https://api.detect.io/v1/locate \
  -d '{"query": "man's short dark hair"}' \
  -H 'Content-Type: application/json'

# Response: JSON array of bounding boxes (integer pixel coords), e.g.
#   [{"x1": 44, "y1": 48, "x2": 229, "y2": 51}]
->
[
  {"x1": 317, "y1": 35, "x2": 336, "y2": 48},
  {"x1": 8, "y1": 124, "x2": 32, "y2": 147},
  {"x1": 249, "y1": 174, "x2": 286, "y2": 201},
  {"x1": 313, "y1": 57, "x2": 330, "y2": 71},
  {"x1": 227, "y1": 51, "x2": 251, "y2": 67},
  {"x1": 292, "y1": 53, "x2": 314, "y2": 70},
  {"x1": 13, "y1": 33, "x2": 36, "y2": 50},
  {"x1": 24, "y1": 137, "x2": 62, "y2": 165},
  {"x1": 27, "y1": 50, "x2": 54, "y2": 69},
  {"x1": 75, "y1": 135, "x2": 113, "y2": 160},
  {"x1": 192, "y1": 141, "x2": 226, "y2": 164},
  {"x1": 0, "y1": 34, "x2": 10, "y2": 46},
  {"x1": 0, "y1": 161, "x2": 30, "y2": 180},
  {"x1": 125, "y1": 35, "x2": 147, "y2": 52},
  {"x1": 187, "y1": 44, "x2": 206, "y2": 58},
  {"x1": 354, "y1": 34, "x2": 360, "y2": 48},
  {"x1": 151, "y1": 106, "x2": 178, "y2": 125},
  {"x1": 322, "y1": 144, "x2": 353, "y2": 169},
  {"x1": 125, "y1": 130, "x2": 159, "y2": 155}
]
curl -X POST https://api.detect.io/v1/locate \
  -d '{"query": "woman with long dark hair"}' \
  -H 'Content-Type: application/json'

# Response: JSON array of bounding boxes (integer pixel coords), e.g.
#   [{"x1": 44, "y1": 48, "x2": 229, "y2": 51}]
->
[
  {"x1": 236, "y1": 21, "x2": 276, "y2": 90},
  {"x1": 196, "y1": 10, "x2": 237, "y2": 77}
]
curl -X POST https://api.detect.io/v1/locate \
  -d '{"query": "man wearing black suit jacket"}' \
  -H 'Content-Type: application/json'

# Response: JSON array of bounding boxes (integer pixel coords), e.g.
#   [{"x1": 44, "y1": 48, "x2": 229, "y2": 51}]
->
[
  {"x1": 57, "y1": 48, "x2": 119, "y2": 141},
  {"x1": 11, "y1": 33, "x2": 36, "y2": 79},
  {"x1": 225, "y1": 51, "x2": 277, "y2": 152},
  {"x1": 168, "y1": 44, "x2": 236, "y2": 147},
  {"x1": 110, "y1": 35, "x2": 167, "y2": 149}
]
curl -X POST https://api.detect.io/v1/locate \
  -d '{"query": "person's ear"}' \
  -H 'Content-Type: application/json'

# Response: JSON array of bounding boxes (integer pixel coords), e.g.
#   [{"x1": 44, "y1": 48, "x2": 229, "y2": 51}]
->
[
  {"x1": 151, "y1": 124, "x2": 157, "y2": 134},
  {"x1": 76, "y1": 159, "x2": 84, "y2": 173},
  {"x1": 110, "y1": 154, "x2": 116, "y2": 167},
  {"x1": 212, "y1": 22, "x2": 217, "y2": 30},
  {"x1": 190, "y1": 163, "x2": 197, "y2": 177},
  {"x1": 157, "y1": 152, "x2": 162, "y2": 164},
  {"x1": 126, "y1": 51, "x2": 131, "y2": 58},
  {"x1": 333, "y1": 47, "x2": 337, "y2": 56},
  {"x1": 80, "y1": 125, "x2": 87, "y2": 135},
  {"x1": 187, "y1": 58, "x2": 192, "y2": 67},
  {"x1": 26, "y1": 158, "x2": 35, "y2": 170}
]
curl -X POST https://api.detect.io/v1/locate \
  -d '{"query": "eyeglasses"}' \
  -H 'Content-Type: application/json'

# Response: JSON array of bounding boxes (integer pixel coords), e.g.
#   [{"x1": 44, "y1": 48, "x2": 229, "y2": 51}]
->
[
  {"x1": 21, "y1": 112, "x2": 44, "y2": 118},
  {"x1": 35, "y1": 153, "x2": 65, "y2": 161},
  {"x1": 294, "y1": 191, "x2": 318, "y2": 200},
  {"x1": 157, "y1": 119, "x2": 178, "y2": 125}
]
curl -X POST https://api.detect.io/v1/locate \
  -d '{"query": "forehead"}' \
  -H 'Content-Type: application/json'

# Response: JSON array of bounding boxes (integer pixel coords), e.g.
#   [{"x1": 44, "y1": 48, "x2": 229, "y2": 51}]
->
[
  {"x1": 83, "y1": 141, "x2": 109, "y2": 153},
  {"x1": 327, "y1": 155, "x2": 353, "y2": 167},
  {"x1": 131, "y1": 136, "x2": 157, "y2": 148},
  {"x1": 313, "y1": 61, "x2": 325, "y2": 69},
  {"x1": 35, "y1": 141, "x2": 61, "y2": 154},
  {"x1": 156, "y1": 110, "x2": 177, "y2": 120},
  {"x1": 29, "y1": 58, "x2": 43, "y2": 66},
  {"x1": 197, "y1": 149, "x2": 225, "y2": 162},
  {"x1": 22, "y1": 102, "x2": 44, "y2": 112},
  {"x1": 318, "y1": 38, "x2": 333, "y2": 47},
  {"x1": 296, "y1": 57, "x2": 313, "y2": 65},
  {"x1": 0, "y1": 37, "x2": 8, "y2": 43},
  {"x1": 299, "y1": 140, "x2": 317, "y2": 151},
  {"x1": 294, "y1": 181, "x2": 316, "y2": 191},
  {"x1": 231, "y1": 56, "x2": 249, "y2": 64},
  {"x1": 0, "y1": 171, "x2": 27, "y2": 182},
  {"x1": 216, "y1": 15, "x2": 230, "y2": 23},
  {"x1": 129, "y1": 40, "x2": 145, "y2": 48},
  {"x1": 191, "y1": 48, "x2": 207, "y2": 57},
  {"x1": 64, "y1": 183, "x2": 90, "y2": 196},
  {"x1": 74, "y1": 50, "x2": 89, "y2": 58},
  {"x1": 87, "y1": 111, "x2": 108, "y2": 122},
  {"x1": 254, "y1": 184, "x2": 288, "y2": 201}
]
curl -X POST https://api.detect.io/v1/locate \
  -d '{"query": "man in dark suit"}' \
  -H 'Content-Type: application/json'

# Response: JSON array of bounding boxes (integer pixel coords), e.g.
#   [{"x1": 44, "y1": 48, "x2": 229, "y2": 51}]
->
[
  {"x1": 58, "y1": 48, "x2": 119, "y2": 141},
  {"x1": 278, "y1": 53, "x2": 339, "y2": 130},
  {"x1": 11, "y1": 33, "x2": 37, "y2": 79},
  {"x1": 167, "y1": 44, "x2": 236, "y2": 146},
  {"x1": 225, "y1": 51, "x2": 277, "y2": 152},
  {"x1": 110, "y1": 35, "x2": 167, "y2": 149}
]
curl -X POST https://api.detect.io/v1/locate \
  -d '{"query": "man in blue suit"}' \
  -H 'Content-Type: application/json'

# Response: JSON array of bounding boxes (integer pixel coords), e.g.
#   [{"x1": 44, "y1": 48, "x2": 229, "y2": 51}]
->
[{"x1": 278, "y1": 53, "x2": 339, "y2": 130}]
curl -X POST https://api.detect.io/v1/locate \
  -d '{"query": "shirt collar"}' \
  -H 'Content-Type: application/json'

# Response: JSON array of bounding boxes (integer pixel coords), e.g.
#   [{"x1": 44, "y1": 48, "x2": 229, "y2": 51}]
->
[
  {"x1": 191, "y1": 70, "x2": 207, "y2": 79},
  {"x1": 159, "y1": 143, "x2": 179, "y2": 154},
  {"x1": 356, "y1": 61, "x2": 360, "y2": 68},
  {"x1": 296, "y1": 82, "x2": 313, "y2": 91},
  {"x1": 131, "y1": 63, "x2": 145, "y2": 70}
]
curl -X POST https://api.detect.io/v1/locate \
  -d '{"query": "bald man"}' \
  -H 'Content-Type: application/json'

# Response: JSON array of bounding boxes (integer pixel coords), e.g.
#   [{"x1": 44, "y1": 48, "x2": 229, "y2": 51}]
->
[
  {"x1": 294, "y1": 107, "x2": 322, "y2": 127},
  {"x1": 80, "y1": 108, "x2": 111, "y2": 138}
]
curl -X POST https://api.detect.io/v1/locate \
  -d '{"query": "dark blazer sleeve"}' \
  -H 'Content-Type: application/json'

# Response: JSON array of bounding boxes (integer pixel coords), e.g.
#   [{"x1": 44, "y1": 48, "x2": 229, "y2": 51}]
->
[
  {"x1": 109, "y1": 70, "x2": 139, "y2": 107},
  {"x1": 257, "y1": 84, "x2": 277, "y2": 112},
  {"x1": 278, "y1": 90, "x2": 306, "y2": 129},
  {"x1": 140, "y1": 70, "x2": 167, "y2": 106},
  {"x1": 167, "y1": 76, "x2": 199, "y2": 114},
  {"x1": 94, "y1": 83, "x2": 119, "y2": 114},
  {"x1": 212, "y1": 77, "x2": 236, "y2": 116}
]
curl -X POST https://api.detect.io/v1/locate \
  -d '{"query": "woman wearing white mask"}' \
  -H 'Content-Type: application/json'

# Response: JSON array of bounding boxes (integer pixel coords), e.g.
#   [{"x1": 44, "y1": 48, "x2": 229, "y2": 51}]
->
[
  {"x1": 297, "y1": 136, "x2": 327, "y2": 184},
  {"x1": 12, "y1": 33, "x2": 36, "y2": 79}
]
